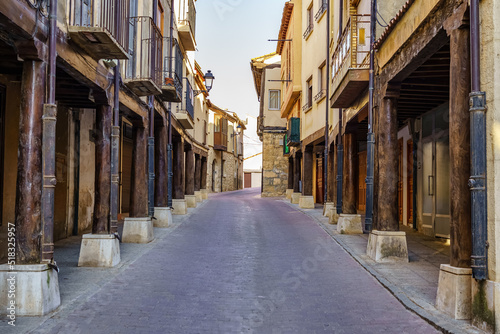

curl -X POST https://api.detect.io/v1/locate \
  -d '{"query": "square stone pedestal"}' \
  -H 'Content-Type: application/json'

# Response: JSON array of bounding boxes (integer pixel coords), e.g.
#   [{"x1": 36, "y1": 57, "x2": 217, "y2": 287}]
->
[
  {"x1": 78, "y1": 234, "x2": 120, "y2": 267},
  {"x1": 201, "y1": 189, "x2": 208, "y2": 200},
  {"x1": 323, "y1": 202, "x2": 335, "y2": 217},
  {"x1": 286, "y1": 189, "x2": 293, "y2": 200},
  {"x1": 436, "y1": 264, "x2": 472, "y2": 320},
  {"x1": 291, "y1": 192, "x2": 301, "y2": 204},
  {"x1": 172, "y1": 199, "x2": 187, "y2": 215},
  {"x1": 185, "y1": 195, "x2": 197, "y2": 208},
  {"x1": 337, "y1": 214, "x2": 363, "y2": 234},
  {"x1": 366, "y1": 230, "x2": 408, "y2": 262},
  {"x1": 154, "y1": 207, "x2": 172, "y2": 228},
  {"x1": 195, "y1": 191, "x2": 203, "y2": 203},
  {"x1": 122, "y1": 217, "x2": 154, "y2": 243},
  {"x1": 0, "y1": 264, "x2": 60, "y2": 316},
  {"x1": 299, "y1": 196, "x2": 315, "y2": 209}
]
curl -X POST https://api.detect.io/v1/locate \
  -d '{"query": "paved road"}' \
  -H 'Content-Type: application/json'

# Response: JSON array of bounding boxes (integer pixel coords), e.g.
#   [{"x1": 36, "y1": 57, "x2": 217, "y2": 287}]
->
[{"x1": 28, "y1": 188, "x2": 439, "y2": 333}]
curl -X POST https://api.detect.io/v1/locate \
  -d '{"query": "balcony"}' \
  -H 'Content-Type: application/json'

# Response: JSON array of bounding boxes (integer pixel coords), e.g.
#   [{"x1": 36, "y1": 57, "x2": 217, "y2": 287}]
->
[
  {"x1": 176, "y1": 78, "x2": 194, "y2": 129},
  {"x1": 214, "y1": 117, "x2": 228, "y2": 151},
  {"x1": 303, "y1": 24, "x2": 313, "y2": 40},
  {"x1": 315, "y1": 1, "x2": 328, "y2": 21},
  {"x1": 330, "y1": 15, "x2": 370, "y2": 108},
  {"x1": 123, "y1": 17, "x2": 163, "y2": 96},
  {"x1": 160, "y1": 37, "x2": 183, "y2": 102},
  {"x1": 302, "y1": 100, "x2": 312, "y2": 112},
  {"x1": 67, "y1": 0, "x2": 129, "y2": 60},
  {"x1": 178, "y1": 0, "x2": 196, "y2": 51},
  {"x1": 287, "y1": 117, "x2": 300, "y2": 147},
  {"x1": 314, "y1": 89, "x2": 326, "y2": 103}
]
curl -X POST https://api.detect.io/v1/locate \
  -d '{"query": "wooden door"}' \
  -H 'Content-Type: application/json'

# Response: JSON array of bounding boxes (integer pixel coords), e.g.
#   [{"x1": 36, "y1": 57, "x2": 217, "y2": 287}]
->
[
  {"x1": 0, "y1": 85, "x2": 5, "y2": 226},
  {"x1": 407, "y1": 140, "x2": 414, "y2": 226},
  {"x1": 316, "y1": 154, "x2": 324, "y2": 204},
  {"x1": 358, "y1": 151, "x2": 367, "y2": 212},
  {"x1": 398, "y1": 138, "x2": 403, "y2": 222},
  {"x1": 244, "y1": 173, "x2": 251, "y2": 188}
]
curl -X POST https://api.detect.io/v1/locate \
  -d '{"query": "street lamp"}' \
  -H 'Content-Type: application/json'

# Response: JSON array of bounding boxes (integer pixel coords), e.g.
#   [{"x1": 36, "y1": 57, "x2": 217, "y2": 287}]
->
[{"x1": 194, "y1": 70, "x2": 215, "y2": 95}]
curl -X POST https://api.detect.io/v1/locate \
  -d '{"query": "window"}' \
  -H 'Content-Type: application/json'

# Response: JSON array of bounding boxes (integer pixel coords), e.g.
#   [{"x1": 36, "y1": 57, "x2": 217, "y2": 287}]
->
[
  {"x1": 318, "y1": 62, "x2": 326, "y2": 91},
  {"x1": 359, "y1": 27, "x2": 366, "y2": 46},
  {"x1": 269, "y1": 90, "x2": 281, "y2": 110},
  {"x1": 304, "y1": 3, "x2": 314, "y2": 39},
  {"x1": 307, "y1": 78, "x2": 313, "y2": 107}
]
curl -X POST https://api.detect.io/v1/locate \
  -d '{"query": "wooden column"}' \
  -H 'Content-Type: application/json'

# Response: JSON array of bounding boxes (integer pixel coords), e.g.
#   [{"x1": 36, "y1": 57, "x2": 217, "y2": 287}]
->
[
  {"x1": 173, "y1": 139, "x2": 184, "y2": 199},
  {"x1": 327, "y1": 143, "x2": 335, "y2": 203},
  {"x1": 293, "y1": 154, "x2": 301, "y2": 193},
  {"x1": 302, "y1": 147, "x2": 313, "y2": 196},
  {"x1": 373, "y1": 106, "x2": 380, "y2": 229},
  {"x1": 185, "y1": 146, "x2": 195, "y2": 196},
  {"x1": 154, "y1": 120, "x2": 168, "y2": 207},
  {"x1": 446, "y1": 11, "x2": 472, "y2": 268},
  {"x1": 287, "y1": 158, "x2": 294, "y2": 189},
  {"x1": 377, "y1": 84, "x2": 400, "y2": 231},
  {"x1": 343, "y1": 133, "x2": 357, "y2": 214},
  {"x1": 194, "y1": 154, "x2": 201, "y2": 192},
  {"x1": 332, "y1": 142, "x2": 338, "y2": 205},
  {"x1": 15, "y1": 60, "x2": 46, "y2": 264},
  {"x1": 200, "y1": 157, "x2": 208, "y2": 190},
  {"x1": 130, "y1": 122, "x2": 148, "y2": 217},
  {"x1": 92, "y1": 105, "x2": 112, "y2": 234}
]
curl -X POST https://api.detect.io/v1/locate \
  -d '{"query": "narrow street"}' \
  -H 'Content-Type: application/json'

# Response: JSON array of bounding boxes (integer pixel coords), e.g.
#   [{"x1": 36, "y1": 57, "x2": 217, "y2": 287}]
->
[{"x1": 20, "y1": 188, "x2": 438, "y2": 334}]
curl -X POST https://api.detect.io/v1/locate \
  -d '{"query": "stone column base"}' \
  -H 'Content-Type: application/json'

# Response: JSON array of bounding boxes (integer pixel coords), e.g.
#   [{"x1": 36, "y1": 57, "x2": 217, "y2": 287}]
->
[
  {"x1": 337, "y1": 214, "x2": 363, "y2": 234},
  {"x1": 299, "y1": 195, "x2": 315, "y2": 209},
  {"x1": 154, "y1": 207, "x2": 172, "y2": 228},
  {"x1": 291, "y1": 192, "x2": 301, "y2": 204},
  {"x1": 286, "y1": 189, "x2": 293, "y2": 199},
  {"x1": 323, "y1": 202, "x2": 335, "y2": 217},
  {"x1": 185, "y1": 195, "x2": 197, "y2": 208},
  {"x1": 435, "y1": 264, "x2": 472, "y2": 320},
  {"x1": 0, "y1": 264, "x2": 60, "y2": 316},
  {"x1": 194, "y1": 191, "x2": 203, "y2": 203},
  {"x1": 366, "y1": 230, "x2": 408, "y2": 262},
  {"x1": 201, "y1": 189, "x2": 208, "y2": 200},
  {"x1": 329, "y1": 211, "x2": 340, "y2": 225},
  {"x1": 122, "y1": 217, "x2": 154, "y2": 243},
  {"x1": 471, "y1": 279, "x2": 497, "y2": 332},
  {"x1": 78, "y1": 234, "x2": 120, "y2": 267},
  {"x1": 172, "y1": 199, "x2": 187, "y2": 215}
]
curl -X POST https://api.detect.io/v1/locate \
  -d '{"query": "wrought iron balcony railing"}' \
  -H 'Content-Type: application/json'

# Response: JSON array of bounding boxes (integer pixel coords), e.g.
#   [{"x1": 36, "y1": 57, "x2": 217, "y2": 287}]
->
[
  {"x1": 123, "y1": 16, "x2": 163, "y2": 96},
  {"x1": 315, "y1": 1, "x2": 328, "y2": 21},
  {"x1": 302, "y1": 100, "x2": 312, "y2": 112},
  {"x1": 182, "y1": 77, "x2": 194, "y2": 120},
  {"x1": 314, "y1": 89, "x2": 326, "y2": 103},
  {"x1": 331, "y1": 15, "x2": 370, "y2": 93},
  {"x1": 303, "y1": 24, "x2": 313, "y2": 39},
  {"x1": 160, "y1": 37, "x2": 183, "y2": 102},
  {"x1": 67, "y1": 0, "x2": 129, "y2": 59}
]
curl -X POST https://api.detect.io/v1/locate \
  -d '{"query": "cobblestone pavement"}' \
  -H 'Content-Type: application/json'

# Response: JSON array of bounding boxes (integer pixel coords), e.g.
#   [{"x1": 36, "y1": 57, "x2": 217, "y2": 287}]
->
[{"x1": 5, "y1": 188, "x2": 441, "y2": 333}]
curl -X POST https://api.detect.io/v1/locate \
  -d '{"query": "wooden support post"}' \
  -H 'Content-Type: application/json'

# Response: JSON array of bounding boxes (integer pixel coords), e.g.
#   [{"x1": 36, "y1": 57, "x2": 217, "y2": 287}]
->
[
  {"x1": 446, "y1": 13, "x2": 472, "y2": 268},
  {"x1": 194, "y1": 154, "x2": 201, "y2": 192},
  {"x1": 293, "y1": 154, "x2": 301, "y2": 193},
  {"x1": 327, "y1": 143, "x2": 335, "y2": 203},
  {"x1": 130, "y1": 122, "x2": 148, "y2": 217},
  {"x1": 15, "y1": 60, "x2": 46, "y2": 264},
  {"x1": 302, "y1": 147, "x2": 313, "y2": 196},
  {"x1": 173, "y1": 139, "x2": 185, "y2": 199},
  {"x1": 343, "y1": 133, "x2": 357, "y2": 214},
  {"x1": 377, "y1": 84, "x2": 400, "y2": 231},
  {"x1": 201, "y1": 157, "x2": 208, "y2": 190},
  {"x1": 154, "y1": 120, "x2": 168, "y2": 207},
  {"x1": 92, "y1": 105, "x2": 112, "y2": 234},
  {"x1": 288, "y1": 158, "x2": 294, "y2": 190},
  {"x1": 332, "y1": 142, "x2": 338, "y2": 205},
  {"x1": 185, "y1": 146, "x2": 195, "y2": 196}
]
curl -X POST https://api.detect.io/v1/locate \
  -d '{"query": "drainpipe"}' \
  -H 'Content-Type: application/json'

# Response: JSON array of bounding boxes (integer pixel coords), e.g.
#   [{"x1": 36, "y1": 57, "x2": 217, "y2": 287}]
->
[
  {"x1": 167, "y1": 0, "x2": 175, "y2": 208},
  {"x1": 41, "y1": 0, "x2": 58, "y2": 263},
  {"x1": 324, "y1": 0, "x2": 330, "y2": 205},
  {"x1": 364, "y1": 0, "x2": 377, "y2": 232},
  {"x1": 148, "y1": 0, "x2": 159, "y2": 217},
  {"x1": 110, "y1": 60, "x2": 120, "y2": 234},
  {"x1": 73, "y1": 111, "x2": 81, "y2": 236},
  {"x1": 469, "y1": 0, "x2": 488, "y2": 280}
]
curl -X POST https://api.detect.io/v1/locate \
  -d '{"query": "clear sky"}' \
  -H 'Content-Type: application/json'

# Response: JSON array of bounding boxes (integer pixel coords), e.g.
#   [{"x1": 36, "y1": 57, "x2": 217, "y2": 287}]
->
[{"x1": 195, "y1": 0, "x2": 286, "y2": 119}]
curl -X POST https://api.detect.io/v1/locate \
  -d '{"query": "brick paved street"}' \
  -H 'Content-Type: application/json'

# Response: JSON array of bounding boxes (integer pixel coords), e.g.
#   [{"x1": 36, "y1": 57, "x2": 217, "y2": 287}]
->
[{"x1": 8, "y1": 188, "x2": 440, "y2": 333}]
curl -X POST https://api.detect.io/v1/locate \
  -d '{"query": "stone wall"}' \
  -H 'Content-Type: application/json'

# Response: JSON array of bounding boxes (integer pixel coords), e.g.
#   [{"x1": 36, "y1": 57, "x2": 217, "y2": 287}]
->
[{"x1": 262, "y1": 132, "x2": 288, "y2": 197}]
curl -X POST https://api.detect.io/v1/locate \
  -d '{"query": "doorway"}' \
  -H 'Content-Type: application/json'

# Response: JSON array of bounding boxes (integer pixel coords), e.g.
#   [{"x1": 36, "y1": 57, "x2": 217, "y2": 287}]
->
[
  {"x1": 0, "y1": 85, "x2": 5, "y2": 226},
  {"x1": 315, "y1": 153, "x2": 324, "y2": 204},
  {"x1": 420, "y1": 103, "x2": 450, "y2": 238}
]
